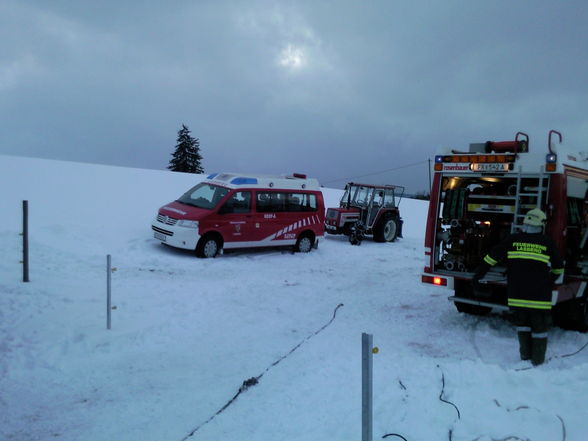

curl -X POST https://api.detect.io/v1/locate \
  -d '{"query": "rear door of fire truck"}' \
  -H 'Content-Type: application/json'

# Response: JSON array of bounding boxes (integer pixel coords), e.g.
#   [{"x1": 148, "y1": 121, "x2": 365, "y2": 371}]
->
[
  {"x1": 424, "y1": 132, "x2": 588, "y2": 330},
  {"x1": 424, "y1": 145, "x2": 551, "y2": 314}
]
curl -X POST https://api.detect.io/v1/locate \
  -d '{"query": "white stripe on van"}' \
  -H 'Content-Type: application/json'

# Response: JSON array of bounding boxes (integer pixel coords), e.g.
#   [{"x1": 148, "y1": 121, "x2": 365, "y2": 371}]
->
[{"x1": 224, "y1": 238, "x2": 297, "y2": 249}]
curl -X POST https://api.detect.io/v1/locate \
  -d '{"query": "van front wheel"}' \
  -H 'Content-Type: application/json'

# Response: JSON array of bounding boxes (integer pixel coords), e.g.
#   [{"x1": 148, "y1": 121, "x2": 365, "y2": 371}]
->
[
  {"x1": 196, "y1": 235, "x2": 220, "y2": 258},
  {"x1": 295, "y1": 234, "x2": 314, "y2": 253}
]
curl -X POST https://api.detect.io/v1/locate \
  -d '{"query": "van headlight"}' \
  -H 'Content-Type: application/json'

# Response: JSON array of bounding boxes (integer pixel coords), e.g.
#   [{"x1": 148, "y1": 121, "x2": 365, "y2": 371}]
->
[{"x1": 178, "y1": 220, "x2": 199, "y2": 229}]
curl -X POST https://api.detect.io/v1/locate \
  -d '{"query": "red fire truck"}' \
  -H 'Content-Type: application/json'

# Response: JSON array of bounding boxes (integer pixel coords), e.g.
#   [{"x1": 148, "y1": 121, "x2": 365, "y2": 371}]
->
[{"x1": 422, "y1": 130, "x2": 588, "y2": 331}]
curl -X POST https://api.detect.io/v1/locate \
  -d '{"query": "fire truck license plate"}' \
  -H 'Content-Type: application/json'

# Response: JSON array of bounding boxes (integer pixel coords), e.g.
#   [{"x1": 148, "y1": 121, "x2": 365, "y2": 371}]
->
[
  {"x1": 471, "y1": 163, "x2": 510, "y2": 172},
  {"x1": 154, "y1": 232, "x2": 167, "y2": 242}
]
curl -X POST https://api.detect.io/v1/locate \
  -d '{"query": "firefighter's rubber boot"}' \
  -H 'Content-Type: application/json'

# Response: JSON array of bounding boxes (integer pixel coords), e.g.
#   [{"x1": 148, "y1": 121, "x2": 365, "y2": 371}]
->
[
  {"x1": 531, "y1": 338, "x2": 547, "y2": 366},
  {"x1": 517, "y1": 331, "x2": 532, "y2": 361}
]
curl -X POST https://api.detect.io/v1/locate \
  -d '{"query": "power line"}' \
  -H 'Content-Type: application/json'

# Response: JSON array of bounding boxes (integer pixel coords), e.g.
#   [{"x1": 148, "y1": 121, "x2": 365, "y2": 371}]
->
[{"x1": 323, "y1": 159, "x2": 429, "y2": 185}]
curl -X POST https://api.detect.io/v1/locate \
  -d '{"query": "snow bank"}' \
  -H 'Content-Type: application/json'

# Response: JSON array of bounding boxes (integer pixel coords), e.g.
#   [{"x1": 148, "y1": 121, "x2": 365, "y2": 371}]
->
[{"x1": 1, "y1": 155, "x2": 587, "y2": 441}]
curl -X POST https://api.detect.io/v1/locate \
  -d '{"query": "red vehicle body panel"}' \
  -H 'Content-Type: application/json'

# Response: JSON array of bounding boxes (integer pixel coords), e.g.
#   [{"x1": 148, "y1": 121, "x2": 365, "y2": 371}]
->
[{"x1": 154, "y1": 184, "x2": 325, "y2": 252}]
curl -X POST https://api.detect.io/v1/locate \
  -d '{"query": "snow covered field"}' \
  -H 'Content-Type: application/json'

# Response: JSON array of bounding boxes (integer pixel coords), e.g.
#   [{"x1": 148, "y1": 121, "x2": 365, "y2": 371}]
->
[{"x1": 1, "y1": 155, "x2": 587, "y2": 441}]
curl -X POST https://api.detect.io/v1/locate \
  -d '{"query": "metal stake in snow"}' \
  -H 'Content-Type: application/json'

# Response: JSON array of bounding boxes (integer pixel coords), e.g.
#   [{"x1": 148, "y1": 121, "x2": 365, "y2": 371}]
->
[
  {"x1": 107, "y1": 254, "x2": 112, "y2": 330},
  {"x1": 362, "y1": 332, "x2": 374, "y2": 441},
  {"x1": 22, "y1": 200, "x2": 29, "y2": 282}
]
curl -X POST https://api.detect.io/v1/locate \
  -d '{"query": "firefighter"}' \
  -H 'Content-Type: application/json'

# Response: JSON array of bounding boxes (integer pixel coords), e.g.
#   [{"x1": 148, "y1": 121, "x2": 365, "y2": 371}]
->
[{"x1": 473, "y1": 208, "x2": 564, "y2": 366}]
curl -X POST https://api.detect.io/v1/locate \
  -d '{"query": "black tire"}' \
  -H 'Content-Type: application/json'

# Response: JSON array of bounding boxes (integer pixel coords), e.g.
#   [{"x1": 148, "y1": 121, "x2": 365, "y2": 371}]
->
[
  {"x1": 553, "y1": 299, "x2": 588, "y2": 332},
  {"x1": 574, "y1": 300, "x2": 588, "y2": 332},
  {"x1": 373, "y1": 216, "x2": 398, "y2": 243},
  {"x1": 294, "y1": 233, "x2": 314, "y2": 253},
  {"x1": 196, "y1": 235, "x2": 220, "y2": 258},
  {"x1": 454, "y1": 301, "x2": 492, "y2": 315},
  {"x1": 453, "y1": 279, "x2": 492, "y2": 315}
]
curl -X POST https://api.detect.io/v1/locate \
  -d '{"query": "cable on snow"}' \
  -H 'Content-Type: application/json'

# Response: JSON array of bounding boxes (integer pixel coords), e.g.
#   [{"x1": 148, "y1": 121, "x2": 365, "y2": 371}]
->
[
  {"x1": 515, "y1": 339, "x2": 588, "y2": 371},
  {"x1": 437, "y1": 365, "x2": 461, "y2": 420},
  {"x1": 179, "y1": 303, "x2": 344, "y2": 440}
]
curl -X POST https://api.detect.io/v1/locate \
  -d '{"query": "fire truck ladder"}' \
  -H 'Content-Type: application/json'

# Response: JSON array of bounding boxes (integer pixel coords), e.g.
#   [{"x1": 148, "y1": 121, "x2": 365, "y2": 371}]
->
[{"x1": 511, "y1": 167, "x2": 547, "y2": 233}]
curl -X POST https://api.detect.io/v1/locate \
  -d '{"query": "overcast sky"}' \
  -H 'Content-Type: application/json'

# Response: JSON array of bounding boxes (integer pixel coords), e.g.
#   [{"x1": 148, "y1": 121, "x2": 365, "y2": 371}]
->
[{"x1": 1, "y1": 1, "x2": 587, "y2": 192}]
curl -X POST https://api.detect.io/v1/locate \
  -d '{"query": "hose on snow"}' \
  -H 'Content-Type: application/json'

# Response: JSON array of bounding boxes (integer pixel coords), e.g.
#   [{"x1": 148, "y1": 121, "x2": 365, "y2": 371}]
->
[
  {"x1": 515, "y1": 339, "x2": 588, "y2": 371},
  {"x1": 437, "y1": 365, "x2": 461, "y2": 420},
  {"x1": 382, "y1": 366, "x2": 460, "y2": 441},
  {"x1": 559, "y1": 340, "x2": 588, "y2": 358},
  {"x1": 382, "y1": 434, "x2": 408, "y2": 440},
  {"x1": 179, "y1": 303, "x2": 344, "y2": 440}
]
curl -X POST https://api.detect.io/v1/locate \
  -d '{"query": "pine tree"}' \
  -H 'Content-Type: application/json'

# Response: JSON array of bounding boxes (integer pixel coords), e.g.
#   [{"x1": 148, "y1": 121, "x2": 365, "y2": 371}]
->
[{"x1": 168, "y1": 124, "x2": 204, "y2": 174}]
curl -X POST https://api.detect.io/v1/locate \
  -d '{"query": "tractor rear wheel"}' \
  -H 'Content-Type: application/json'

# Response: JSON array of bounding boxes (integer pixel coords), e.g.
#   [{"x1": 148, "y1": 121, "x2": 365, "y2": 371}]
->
[{"x1": 373, "y1": 216, "x2": 398, "y2": 242}]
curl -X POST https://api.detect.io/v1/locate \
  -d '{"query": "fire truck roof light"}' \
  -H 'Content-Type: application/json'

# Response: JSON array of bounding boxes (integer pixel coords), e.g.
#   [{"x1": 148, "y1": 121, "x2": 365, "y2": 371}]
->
[
  {"x1": 546, "y1": 153, "x2": 557, "y2": 163},
  {"x1": 435, "y1": 154, "x2": 516, "y2": 164}
]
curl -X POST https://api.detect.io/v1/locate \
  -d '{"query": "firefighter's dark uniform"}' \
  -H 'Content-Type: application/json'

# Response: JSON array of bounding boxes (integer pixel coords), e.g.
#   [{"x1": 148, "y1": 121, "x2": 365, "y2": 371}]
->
[{"x1": 474, "y1": 232, "x2": 564, "y2": 365}]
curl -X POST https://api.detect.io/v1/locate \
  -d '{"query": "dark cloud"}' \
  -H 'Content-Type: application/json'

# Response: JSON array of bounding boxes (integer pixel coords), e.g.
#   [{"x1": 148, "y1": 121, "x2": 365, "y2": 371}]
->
[{"x1": 1, "y1": 0, "x2": 587, "y2": 192}]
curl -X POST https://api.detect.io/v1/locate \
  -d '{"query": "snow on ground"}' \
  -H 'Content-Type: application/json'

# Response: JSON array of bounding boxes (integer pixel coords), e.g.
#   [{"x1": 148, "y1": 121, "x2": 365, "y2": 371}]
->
[{"x1": 1, "y1": 155, "x2": 587, "y2": 441}]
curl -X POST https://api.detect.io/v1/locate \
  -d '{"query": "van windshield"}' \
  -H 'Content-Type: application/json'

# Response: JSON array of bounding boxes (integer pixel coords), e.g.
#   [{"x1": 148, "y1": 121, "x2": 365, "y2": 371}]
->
[{"x1": 177, "y1": 183, "x2": 230, "y2": 210}]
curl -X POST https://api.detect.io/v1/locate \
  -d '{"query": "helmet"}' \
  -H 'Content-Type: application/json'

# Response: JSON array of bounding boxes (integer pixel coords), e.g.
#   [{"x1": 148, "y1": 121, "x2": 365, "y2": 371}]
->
[{"x1": 523, "y1": 208, "x2": 547, "y2": 227}]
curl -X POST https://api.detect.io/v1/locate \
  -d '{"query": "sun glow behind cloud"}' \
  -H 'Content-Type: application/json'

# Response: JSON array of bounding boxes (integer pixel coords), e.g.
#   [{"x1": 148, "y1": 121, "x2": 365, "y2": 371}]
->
[{"x1": 278, "y1": 44, "x2": 306, "y2": 69}]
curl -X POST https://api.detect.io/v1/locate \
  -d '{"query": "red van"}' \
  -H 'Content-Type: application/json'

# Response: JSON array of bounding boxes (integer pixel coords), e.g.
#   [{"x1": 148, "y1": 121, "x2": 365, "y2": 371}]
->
[{"x1": 151, "y1": 172, "x2": 325, "y2": 257}]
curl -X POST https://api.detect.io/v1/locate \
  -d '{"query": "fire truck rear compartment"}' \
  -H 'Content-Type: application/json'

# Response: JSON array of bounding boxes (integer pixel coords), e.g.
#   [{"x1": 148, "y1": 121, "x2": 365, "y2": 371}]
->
[
  {"x1": 434, "y1": 175, "x2": 548, "y2": 275},
  {"x1": 424, "y1": 131, "x2": 588, "y2": 329}
]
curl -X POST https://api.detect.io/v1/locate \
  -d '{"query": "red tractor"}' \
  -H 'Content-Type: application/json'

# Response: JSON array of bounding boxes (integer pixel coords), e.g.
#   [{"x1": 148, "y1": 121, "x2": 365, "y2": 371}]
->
[{"x1": 324, "y1": 182, "x2": 404, "y2": 245}]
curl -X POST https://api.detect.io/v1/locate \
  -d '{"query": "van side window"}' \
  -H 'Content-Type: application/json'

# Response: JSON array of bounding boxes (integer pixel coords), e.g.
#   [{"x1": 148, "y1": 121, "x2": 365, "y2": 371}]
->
[
  {"x1": 290, "y1": 193, "x2": 317, "y2": 212},
  {"x1": 220, "y1": 191, "x2": 252, "y2": 214},
  {"x1": 256, "y1": 192, "x2": 317, "y2": 213},
  {"x1": 256, "y1": 192, "x2": 284, "y2": 212}
]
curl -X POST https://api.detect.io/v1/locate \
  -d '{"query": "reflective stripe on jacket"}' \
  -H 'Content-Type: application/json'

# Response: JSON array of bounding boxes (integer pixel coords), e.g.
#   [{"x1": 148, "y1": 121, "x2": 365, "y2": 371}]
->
[
  {"x1": 508, "y1": 298, "x2": 552, "y2": 310},
  {"x1": 481, "y1": 232, "x2": 564, "y2": 310}
]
